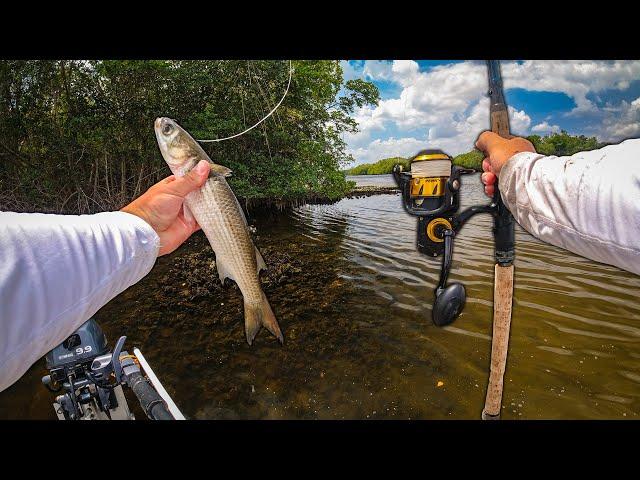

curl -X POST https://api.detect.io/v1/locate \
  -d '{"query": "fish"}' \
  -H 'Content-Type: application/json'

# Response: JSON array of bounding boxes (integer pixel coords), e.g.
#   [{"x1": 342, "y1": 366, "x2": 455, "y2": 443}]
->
[{"x1": 154, "y1": 117, "x2": 283, "y2": 345}]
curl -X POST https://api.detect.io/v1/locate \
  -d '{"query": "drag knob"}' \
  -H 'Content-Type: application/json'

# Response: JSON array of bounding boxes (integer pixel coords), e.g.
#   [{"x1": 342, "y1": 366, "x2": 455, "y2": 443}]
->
[{"x1": 432, "y1": 283, "x2": 466, "y2": 326}]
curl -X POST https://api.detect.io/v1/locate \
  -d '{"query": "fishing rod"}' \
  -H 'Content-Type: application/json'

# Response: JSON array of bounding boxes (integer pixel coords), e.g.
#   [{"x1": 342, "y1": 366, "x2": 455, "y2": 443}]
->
[
  {"x1": 393, "y1": 60, "x2": 515, "y2": 419},
  {"x1": 482, "y1": 60, "x2": 515, "y2": 420}
]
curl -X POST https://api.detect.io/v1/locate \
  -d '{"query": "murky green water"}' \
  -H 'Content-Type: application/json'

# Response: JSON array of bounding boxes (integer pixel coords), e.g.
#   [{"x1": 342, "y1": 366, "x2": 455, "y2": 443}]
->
[{"x1": 2, "y1": 173, "x2": 639, "y2": 419}]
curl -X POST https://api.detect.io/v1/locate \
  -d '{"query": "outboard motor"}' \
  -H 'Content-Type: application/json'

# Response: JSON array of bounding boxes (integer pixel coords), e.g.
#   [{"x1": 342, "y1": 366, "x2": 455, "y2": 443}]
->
[{"x1": 42, "y1": 318, "x2": 183, "y2": 420}]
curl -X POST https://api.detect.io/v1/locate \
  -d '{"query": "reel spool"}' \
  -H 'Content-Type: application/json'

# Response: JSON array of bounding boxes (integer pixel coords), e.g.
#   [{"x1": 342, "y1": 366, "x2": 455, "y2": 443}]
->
[
  {"x1": 396, "y1": 150, "x2": 459, "y2": 257},
  {"x1": 408, "y1": 150, "x2": 451, "y2": 211}
]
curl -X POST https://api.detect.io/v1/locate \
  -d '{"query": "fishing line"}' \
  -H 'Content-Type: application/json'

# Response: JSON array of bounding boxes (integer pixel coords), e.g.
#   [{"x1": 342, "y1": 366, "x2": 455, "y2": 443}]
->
[{"x1": 197, "y1": 60, "x2": 293, "y2": 143}]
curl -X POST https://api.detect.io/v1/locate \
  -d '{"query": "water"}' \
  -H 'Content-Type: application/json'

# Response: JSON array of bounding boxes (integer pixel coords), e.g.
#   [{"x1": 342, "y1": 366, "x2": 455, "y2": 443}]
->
[
  {"x1": 346, "y1": 174, "x2": 395, "y2": 187},
  {"x1": 2, "y1": 173, "x2": 640, "y2": 419}
]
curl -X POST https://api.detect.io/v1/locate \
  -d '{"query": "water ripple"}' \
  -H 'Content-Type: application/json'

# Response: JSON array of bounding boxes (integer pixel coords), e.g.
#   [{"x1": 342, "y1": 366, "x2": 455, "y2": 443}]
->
[{"x1": 290, "y1": 174, "x2": 640, "y2": 418}]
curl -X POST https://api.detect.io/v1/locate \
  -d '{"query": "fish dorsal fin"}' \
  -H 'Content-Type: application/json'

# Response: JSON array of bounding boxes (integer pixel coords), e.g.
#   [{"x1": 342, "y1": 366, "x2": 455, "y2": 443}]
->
[
  {"x1": 255, "y1": 247, "x2": 266, "y2": 272},
  {"x1": 216, "y1": 257, "x2": 235, "y2": 284}
]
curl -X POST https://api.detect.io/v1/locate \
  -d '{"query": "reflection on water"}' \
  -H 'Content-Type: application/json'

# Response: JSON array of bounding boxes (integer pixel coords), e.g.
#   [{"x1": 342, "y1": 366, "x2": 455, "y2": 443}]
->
[{"x1": 2, "y1": 174, "x2": 639, "y2": 419}]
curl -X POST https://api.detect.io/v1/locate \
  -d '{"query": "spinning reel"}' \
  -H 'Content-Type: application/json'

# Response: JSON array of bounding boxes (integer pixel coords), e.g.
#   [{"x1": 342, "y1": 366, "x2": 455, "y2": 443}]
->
[{"x1": 393, "y1": 149, "x2": 514, "y2": 327}]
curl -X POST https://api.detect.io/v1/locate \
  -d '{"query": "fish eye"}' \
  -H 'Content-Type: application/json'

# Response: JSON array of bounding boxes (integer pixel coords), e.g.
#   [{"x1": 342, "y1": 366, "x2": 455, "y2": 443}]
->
[{"x1": 162, "y1": 122, "x2": 174, "y2": 135}]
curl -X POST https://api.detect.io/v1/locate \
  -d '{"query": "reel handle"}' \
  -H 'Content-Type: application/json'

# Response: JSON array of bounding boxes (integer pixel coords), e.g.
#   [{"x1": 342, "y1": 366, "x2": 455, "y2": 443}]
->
[
  {"x1": 432, "y1": 230, "x2": 466, "y2": 327},
  {"x1": 436, "y1": 230, "x2": 455, "y2": 292}
]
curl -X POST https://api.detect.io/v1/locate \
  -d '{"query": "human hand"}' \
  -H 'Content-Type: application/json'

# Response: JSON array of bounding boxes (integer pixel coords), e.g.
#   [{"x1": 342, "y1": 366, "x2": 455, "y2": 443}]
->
[
  {"x1": 121, "y1": 160, "x2": 211, "y2": 256},
  {"x1": 475, "y1": 131, "x2": 536, "y2": 197}
]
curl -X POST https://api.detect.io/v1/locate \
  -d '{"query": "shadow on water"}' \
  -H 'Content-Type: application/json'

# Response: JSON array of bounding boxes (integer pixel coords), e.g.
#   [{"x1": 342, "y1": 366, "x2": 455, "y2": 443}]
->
[{"x1": 2, "y1": 173, "x2": 640, "y2": 419}]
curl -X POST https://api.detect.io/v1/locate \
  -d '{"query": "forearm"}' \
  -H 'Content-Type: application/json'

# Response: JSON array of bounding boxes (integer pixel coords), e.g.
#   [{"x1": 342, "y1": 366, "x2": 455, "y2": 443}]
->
[
  {"x1": 0, "y1": 211, "x2": 159, "y2": 392},
  {"x1": 498, "y1": 139, "x2": 640, "y2": 275}
]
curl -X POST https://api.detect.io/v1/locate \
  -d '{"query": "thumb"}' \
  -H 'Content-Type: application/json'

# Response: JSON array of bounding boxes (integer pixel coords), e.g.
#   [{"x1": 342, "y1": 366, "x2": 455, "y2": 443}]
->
[
  {"x1": 167, "y1": 160, "x2": 210, "y2": 198},
  {"x1": 475, "y1": 130, "x2": 502, "y2": 153}
]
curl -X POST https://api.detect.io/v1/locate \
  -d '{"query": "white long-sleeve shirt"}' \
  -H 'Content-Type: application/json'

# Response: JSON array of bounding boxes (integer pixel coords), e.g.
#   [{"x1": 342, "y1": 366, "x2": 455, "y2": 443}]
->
[
  {"x1": 0, "y1": 211, "x2": 159, "y2": 392},
  {"x1": 499, "y1": 138, "x2": 640, "y2": 275}
]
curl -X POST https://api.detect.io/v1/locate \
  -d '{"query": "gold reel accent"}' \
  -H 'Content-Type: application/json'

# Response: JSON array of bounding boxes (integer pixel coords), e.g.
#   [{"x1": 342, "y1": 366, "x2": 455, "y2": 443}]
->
[
  {"x1": 426, "y1": 218, "x2": 452, "y2": 243},
  {"x1": 412, "y1": 153, "x2": 450, "y2": 162},
  {"x1": 410, "y1": 177, "x2": 447, "y2": 197}
]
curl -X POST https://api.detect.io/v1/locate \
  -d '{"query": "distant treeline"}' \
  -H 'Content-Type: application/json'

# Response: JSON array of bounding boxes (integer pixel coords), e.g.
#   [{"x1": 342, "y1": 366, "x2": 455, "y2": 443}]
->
[
  {"x1": 0, "y1": 60, "x2": 379, "y2": 214},
  {"x1": 345, "y1": 131, "x2": 605, "y2": 175},
  {"x1": 344, "y1": 157, "x2": 410, "y2": 175}
]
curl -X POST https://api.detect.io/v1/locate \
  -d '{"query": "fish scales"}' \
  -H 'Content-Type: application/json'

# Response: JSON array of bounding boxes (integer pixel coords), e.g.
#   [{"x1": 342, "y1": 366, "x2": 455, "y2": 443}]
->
[
  {"x1": 154, "y1": 117, "x2": 283, "y2": 345},
  {"x1": 186, "y1": 177, "x2": 262, "y2": 305}
]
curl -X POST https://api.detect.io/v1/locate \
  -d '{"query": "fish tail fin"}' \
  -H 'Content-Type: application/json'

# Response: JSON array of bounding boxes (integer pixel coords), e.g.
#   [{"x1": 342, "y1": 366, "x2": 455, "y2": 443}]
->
[{"x1": 244, "y1": 292, "x2": 283, "y2": 346}]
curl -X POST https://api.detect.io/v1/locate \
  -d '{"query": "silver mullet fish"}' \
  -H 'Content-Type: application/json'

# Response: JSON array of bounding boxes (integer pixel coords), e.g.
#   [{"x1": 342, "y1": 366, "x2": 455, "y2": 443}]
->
[{"x1": 154, "y1": 117, "x2": 283, "y2": 345}]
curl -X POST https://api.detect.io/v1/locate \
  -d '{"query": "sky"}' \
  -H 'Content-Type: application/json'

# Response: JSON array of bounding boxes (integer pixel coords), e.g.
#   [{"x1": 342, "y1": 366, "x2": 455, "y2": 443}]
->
[{"x1": 340, "y1": 60, "x2": 640, "y2": 167}]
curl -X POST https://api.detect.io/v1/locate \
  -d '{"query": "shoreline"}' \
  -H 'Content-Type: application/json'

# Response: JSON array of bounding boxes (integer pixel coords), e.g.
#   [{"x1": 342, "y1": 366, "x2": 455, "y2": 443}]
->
[
  {"x1": 3, "y1": 182, "x2": 402, "y2": 217},
  {"x1": 244, "y1": 185, "x2": 399, "y2": 213},
  {"x1": 345, "y1": 185, "x2": 399, "y2": 198}
]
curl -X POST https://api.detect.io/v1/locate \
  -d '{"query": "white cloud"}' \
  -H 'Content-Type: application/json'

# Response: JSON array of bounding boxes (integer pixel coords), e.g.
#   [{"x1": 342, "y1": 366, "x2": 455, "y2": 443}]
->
[
  {"x1": 532, "y1": 121, "x2": 561, "y2": 134},
  {"x1": 391, "y1": 60, "x2": 420, "y2": 87},
  {"x1": 345, "y1": 99, "x2": 532, "y2": 166},
  {"x1": 347, "y1": 136, "x2": 428, "y2": 165},
  {"x1": 345, "y1": 62, "x2": 534, "y2": 164},
  {"x1": 342, "y1": 104, "x2": 387, "y2": 152},
  {"x1": 344, "y1": 60, "x2": 640, "y2": 166},
  {"x1": 361, "y1": 60, "x2": 420, "y2": 85},
  {"x1": 502, "y1": 60, "x2": 640, "y2": 114},
  {"x1": 362, "y1": 60, "x2": 395, "y2": 81},
  {"x1": 426, "y1": 100, "x2": 530, "y2": 156},
  {"x1": 597, "y1": 96, "x2": 640, "y2": 141},
  {"x1": 509, "y1": 106, "x2": 532, "y2": 133},
  {"x1": 347, "y1": 61, "x2": 490, "y2": 159}
]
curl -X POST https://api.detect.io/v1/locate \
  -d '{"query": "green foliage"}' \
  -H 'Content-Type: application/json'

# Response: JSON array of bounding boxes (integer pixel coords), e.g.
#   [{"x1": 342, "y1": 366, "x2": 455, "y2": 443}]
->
[
  {"x1": 344, "y1": 157, "x2": 410, "y2": 175},
  {"x1": 452, "y1": 150, "x2": 484, "y2": 170},
  {"x1": 451, "y1": 131, "x2": 605, "y2": 171},
  {"x1": 0, "y1": 60, "x2": 379, "y2": 213},
  {"x1": 526, "y1": 130, "x2": 603, "y2": 156},
  {"x1": 345, "y1": 151, "x2": 484, "y2": 174}
]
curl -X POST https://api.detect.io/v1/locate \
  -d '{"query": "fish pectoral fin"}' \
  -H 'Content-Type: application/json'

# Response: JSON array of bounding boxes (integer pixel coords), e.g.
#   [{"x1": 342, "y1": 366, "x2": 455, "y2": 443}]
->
[
  {"x1": 209, "y1": 162, "x2": 233, "y2": 177},
  {"x1": 255, "y1": 247, "x2": 267, "y2": 272},
  {"x1": 216, "y1": 258, "x2": 235, "y2": 284}
]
